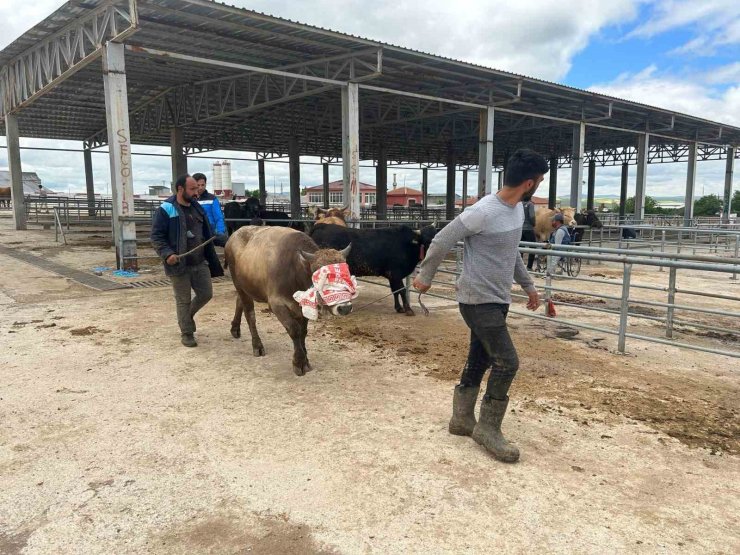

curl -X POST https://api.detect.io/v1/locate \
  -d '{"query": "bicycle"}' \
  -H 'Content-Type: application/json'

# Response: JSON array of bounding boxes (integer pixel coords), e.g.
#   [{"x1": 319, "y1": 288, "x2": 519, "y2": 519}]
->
[{"x1": 533, "y1": 251, "x2": 580, "y2": 277}]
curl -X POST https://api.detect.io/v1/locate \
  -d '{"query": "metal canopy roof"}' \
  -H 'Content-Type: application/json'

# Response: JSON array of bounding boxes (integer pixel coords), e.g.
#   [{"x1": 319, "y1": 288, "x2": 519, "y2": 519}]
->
[{"x1": 1, "y1": 0, "x2": 739, "y2": 168}]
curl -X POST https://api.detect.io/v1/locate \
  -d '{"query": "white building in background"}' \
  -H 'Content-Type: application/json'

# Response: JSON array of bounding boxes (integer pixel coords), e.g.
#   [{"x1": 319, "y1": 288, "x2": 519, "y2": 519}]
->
[{"x1": 213, "y1": 161, "x2": 222, "y2": 191}]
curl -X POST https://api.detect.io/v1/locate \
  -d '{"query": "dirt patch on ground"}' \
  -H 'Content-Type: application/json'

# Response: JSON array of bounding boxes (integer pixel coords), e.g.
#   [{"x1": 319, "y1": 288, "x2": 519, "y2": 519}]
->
[
  {"x1": 70, "y1": 326, "x2": 110, "y2": 336},
  {"x1": 154, "y1": 511, "x2": 337, "y2": 555},
  {"x1": 326, "y1": 308, "x2": 740, "y2": 455},
  {"x1": 552, "y1": 293, "x2": 606, "y2": 305}
]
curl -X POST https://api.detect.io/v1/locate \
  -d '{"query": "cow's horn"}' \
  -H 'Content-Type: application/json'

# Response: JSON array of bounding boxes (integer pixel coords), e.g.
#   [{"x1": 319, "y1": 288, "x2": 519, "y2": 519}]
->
[
  {"x1": 300, "y1": 250, "x2": 316, "y2": 261},
  {"x1": 339, "y1": 243, "x2": 352, "y2": 259}
]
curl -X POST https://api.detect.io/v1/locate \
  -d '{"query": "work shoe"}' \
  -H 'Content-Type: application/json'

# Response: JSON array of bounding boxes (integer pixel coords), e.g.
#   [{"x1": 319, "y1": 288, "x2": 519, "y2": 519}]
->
[
  {"x1": 471, "y1": 396, "x2": 520, "y2": 463},
  {"x1": 448, "y1": 385, "x2": 480, "y2": 436},
  {"x1": 181, "y1": 333, "x2": 198, "y2": 347}
]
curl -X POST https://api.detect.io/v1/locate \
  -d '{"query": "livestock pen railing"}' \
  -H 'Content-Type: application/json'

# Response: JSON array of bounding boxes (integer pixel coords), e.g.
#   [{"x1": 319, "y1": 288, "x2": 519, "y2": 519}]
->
[
  {"x1": 415, "y1": 241, "x2": 740, "y2": 359},
  {"x1": 597, "y1": 213, "x2": 740, "y2": 229},
  {"x1": 580, "y1": 225, "x2": 740, "y2": 259}
]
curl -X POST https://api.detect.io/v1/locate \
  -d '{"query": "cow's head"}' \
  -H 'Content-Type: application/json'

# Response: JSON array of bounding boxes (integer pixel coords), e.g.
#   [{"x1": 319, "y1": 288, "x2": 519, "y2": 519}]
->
[
  {"x1": 316, "y1": 207, "x2": 349, "y2": 222},
  {"x1": 299, "y1": 244, "x2": 354, "y2": 316},
  {"x1": 559, "y1": 207, "x2": 578, "y2": 228},
  {"x1": 244, "y1": 197, "x2": 262, "y2": 219},
  {"x1": 414, "y1": 225, "x2": 438, "y2": 260},
  {"x1": 585, "y1": 209, "x2": 603, "y2": 228}
]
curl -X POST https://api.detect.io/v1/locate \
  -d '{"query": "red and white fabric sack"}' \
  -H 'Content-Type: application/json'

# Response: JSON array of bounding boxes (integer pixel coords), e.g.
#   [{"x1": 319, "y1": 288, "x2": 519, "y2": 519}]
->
[{"x1": 293, "y1": 262, "x2": 358, "y2": 320}]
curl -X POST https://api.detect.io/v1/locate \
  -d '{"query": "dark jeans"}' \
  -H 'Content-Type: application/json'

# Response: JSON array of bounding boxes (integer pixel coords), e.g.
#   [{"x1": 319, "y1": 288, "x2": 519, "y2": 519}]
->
[
  {"x1": 458, "y1": 303, "x2": 519, "y2": 401},
  {"x1": 170, "y1": 263, "x2": 213, "y2": 335},
  {"x1": 521, "y1": 229, "x2": 537, "y2": 269}
]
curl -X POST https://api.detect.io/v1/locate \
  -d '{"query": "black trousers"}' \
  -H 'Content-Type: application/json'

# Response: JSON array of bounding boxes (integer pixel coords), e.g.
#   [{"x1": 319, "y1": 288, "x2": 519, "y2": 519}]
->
[
  {"x1": 458, "y1": 303, "x2": 519, "y2": 400},
  {"x1": 520, "y1": 229, "x2": 537, "y2": 269}
]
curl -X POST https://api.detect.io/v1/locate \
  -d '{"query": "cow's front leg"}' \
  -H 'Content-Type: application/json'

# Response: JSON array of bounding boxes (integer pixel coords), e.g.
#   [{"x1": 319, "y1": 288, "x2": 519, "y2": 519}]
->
[
  {"x1": 272, "y1": 304, "x2": 311, "y2": 376},
  {"x1": 391, "y1": 276, "x2": 415, "y2": 316}
]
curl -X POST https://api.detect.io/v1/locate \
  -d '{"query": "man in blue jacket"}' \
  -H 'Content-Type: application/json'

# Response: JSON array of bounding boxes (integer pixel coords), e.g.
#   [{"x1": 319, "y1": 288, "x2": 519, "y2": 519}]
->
[
  {"x1": 151, "y1": 174, "x2": 224, "y2": 347},
  {"x1": 193, "y1": 172, "x2": 227, "y2": 241}
]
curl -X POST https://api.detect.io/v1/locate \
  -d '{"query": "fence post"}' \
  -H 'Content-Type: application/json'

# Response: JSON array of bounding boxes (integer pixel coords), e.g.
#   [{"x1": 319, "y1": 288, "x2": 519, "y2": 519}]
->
[
  {"x1": 617, "y1": 262, "x2": 632, "y2": 354},
  {"x1": 666, "y1": 266, "x2": 677, "y2": 338},
  {"x1": 733, "y1": 235, "x2": 739, "y2": 281},
  {"x1": 659, "y1": 230, "x2": 666, "y2": 272}
]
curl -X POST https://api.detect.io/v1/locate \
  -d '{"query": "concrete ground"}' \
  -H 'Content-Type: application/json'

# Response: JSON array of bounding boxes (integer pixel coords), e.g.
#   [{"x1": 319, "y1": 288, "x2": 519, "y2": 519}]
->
[{"x1": 0, "y1": 220, "x2": 739, "y2": 554}]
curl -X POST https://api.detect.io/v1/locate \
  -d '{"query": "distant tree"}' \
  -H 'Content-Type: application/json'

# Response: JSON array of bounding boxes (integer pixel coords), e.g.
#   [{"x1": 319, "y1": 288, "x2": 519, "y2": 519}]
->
[
  {"x1": 693, "y1": 194, "x2": 722, "y2": 216},
  {"x1": 621, "y1": 195, "x2": 660, "y2": 215},
  {"x1": 732, "y1": 190, "x2": 740, "y2": 214},
  {"x1": 249, "y1": 189, "x2": 260, "y2": 199}
]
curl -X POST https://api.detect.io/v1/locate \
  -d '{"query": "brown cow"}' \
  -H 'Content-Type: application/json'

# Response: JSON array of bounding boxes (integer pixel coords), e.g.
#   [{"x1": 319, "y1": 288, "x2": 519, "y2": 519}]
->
[
  {"x1": 534, "y1": 207, "x2": 576, "y2": 241},
  {"x1": 0, "y1": 187, "x2": 11, "y2": 208},
  {"x1": 313, "y1": 206, "x2": 349, "y2": 227},
  {"x1": 225, "y1": 226, "x2": 353, "y2": 376}
]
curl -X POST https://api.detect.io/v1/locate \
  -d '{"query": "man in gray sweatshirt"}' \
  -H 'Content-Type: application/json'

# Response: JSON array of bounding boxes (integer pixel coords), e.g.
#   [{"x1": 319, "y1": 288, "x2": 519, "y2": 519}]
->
[{"x1": 413, "y1": 149, "x2": 548, "y2": 463}]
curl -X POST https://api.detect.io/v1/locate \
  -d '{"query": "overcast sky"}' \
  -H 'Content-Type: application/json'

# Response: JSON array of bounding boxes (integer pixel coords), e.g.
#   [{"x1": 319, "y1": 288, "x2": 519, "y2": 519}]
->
[{"x1": 1, "y1": 0, "x2": 738, "y2": 199}]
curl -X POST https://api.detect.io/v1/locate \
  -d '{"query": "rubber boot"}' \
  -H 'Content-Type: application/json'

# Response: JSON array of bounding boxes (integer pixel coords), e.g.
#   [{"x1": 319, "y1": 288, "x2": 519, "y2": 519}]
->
[
  {"x1": 448, "y1": 385, "x2": 479, "y2": 436},
  {"x1": 181, "y1": 333, "x2": 197, "y2": 347},
  {"x1": 471, "y1": 396, "x2": 520, "y2": 463}
]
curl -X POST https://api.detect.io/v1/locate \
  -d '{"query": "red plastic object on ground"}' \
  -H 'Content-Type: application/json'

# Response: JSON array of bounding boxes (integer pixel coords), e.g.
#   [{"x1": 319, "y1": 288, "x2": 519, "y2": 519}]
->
[{"x1": 546, "y1": 299, "x2": 557, "y2": 317}]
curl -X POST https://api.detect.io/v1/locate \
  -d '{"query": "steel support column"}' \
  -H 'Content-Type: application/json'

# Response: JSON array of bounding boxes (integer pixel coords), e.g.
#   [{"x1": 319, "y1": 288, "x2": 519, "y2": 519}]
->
[
  {"x1": 102, "y1": 42, "x2": 137, "y2": 270},
  {"x1": 446, "y1": 147, "x2": 456, "y2": 221},
  {"x1": 5, "y1": 113, "x2": 26, "y2": 230},
  {"x1": 635, "y1": 133, "x2": 649, "y2": 221},
  {"x1": 341, "y1": 83, "x2": 361, "y2": 223},
  {"x1": 548, "y1": 156, "x2": 558, "y2": 209},
  {"x1": 170, "y1": 127, "x2": 187, "y2": 190},
  {"x1": 684, "y1": 141, "x2": 698, "y2": 226},
  {"x1": 322, "y1": 162, "x2": 330, "y2": 209},
  {"x1": 376, "y1": 144, "x2": 387, "y2": 220},
  {"x1": 570, "y1": 122, "x2": 585, "y2": 210},
  {"x1": 422, "y1": 168, "x2": 428, "y2": 209},
  {"x1": 258, "y1": 159, "x2": 266, "y2": 205},
  {"x1": 462, "y1": 169, "x2": 468, "y2": 210},
  {"x1": 288, "y1": 137, "x2": 301, "y2": 218},
  {"x1": 497, "y1": 171, "x2": 504, "y2": 191},
  {"x1": 723, "y1": 147, "x2": 736, "y2": 223},
  {"x1": 586, "y1": 159, "x2": 596, "y2": 212},
  {"x1": 619, "y1": 162, "x2": 629, "y2": 221},
  {"x1": 83, "y1": 146, "x2": 95, "y2": 217},
  {"x1": 477, "y1": 107, "x2": 493, "y2": 198}
]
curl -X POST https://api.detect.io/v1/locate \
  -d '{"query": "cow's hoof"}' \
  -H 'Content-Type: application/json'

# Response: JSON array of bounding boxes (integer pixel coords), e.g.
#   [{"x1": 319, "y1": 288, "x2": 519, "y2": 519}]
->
[
  {"x1": 253, "y1": 345, "x2": 265, "y2": 356},
  {"x1": 304, "y1": 362, "x2": 313, "y2": 373},
  {"x1": 230, "y1": 326, "x2": 241, "y2": 339},
  {"x1": 404, "y1": 308, "x2": 415, "y2": 316},
  {"x1": 395, "y1": 306, "x2": 406, "y2": 314},
  {"x1": 293, "y1": 365, "x2": 306, "y2": 376}
]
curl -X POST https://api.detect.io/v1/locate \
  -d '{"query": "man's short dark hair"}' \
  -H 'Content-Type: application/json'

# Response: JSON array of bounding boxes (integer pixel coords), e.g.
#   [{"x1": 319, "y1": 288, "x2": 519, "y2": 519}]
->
[
  {"x1": 192, "y1": 172, "x2": 207, "y2": 183},
  {"x1": 174, "y1": 174, "x2": 191, "y2": 192},
  {"x1": 504, "y1": 149, "x2": 549, "y2": 187}
]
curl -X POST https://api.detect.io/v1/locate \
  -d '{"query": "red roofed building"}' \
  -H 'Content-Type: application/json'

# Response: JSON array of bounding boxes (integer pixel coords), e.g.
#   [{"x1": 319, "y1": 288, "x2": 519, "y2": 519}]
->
[
  {"x1": 387, "y1": 186, "x2": 423, "y2": 207},
  {"x1": 304, "y1": 180, "x2": 377, "y2": 207}
]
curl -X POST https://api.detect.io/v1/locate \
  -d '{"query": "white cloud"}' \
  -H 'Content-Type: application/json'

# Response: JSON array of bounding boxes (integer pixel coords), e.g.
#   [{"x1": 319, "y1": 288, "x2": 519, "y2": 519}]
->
[
  {"x1": 208, "y1": 0, "x2": 638, "y2": 82},
  {"x1": 0, "y1": 1, "x2": 65, "y2": 50},
  {"x1": 628, "y1": 0, "x2": 740, "y2": 55},
  {"x1": 589, "y1": 64, "x2": 740, "y2": 125}
]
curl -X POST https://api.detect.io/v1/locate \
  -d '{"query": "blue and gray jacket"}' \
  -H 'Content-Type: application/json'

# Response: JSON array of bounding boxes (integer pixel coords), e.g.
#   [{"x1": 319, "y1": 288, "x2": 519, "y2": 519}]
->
[
  {"x1": 197, "y1": 190, "x2": 226, "y2": 236},
  {"x1": 150, "y1": 195, "x2": 224, "y2": 278}
]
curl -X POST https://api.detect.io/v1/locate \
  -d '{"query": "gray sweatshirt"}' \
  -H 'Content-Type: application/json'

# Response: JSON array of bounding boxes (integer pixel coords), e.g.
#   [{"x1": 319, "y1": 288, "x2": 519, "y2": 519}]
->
[{"x1": 417, "y1": 194, "x2": 536, "y2": 305}]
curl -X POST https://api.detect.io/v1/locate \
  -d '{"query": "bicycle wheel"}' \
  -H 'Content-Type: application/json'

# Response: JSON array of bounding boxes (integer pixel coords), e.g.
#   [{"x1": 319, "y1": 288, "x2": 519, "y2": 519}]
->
[
  {"x1": 568, "y1": 257, "x2": 581, "y2": 277},
  {"x1": 535, "y1": 255, "x2": 547, "y2": 273}
]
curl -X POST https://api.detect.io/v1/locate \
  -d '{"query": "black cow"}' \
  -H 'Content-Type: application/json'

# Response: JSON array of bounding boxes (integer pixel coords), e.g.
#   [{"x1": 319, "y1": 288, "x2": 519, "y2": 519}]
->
[
  {"x1": 223, "y1": 201, "x2": 247, "y2": 235},
  {"x1": 310, "y1": 224, "x2": 437, "y2": 315},
  {"x1": 223, "y1": 198, "x2": 301, "y2": 235},
  {"x1": 573, "y1": 209, "x2": 603, "y2": 244}
]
